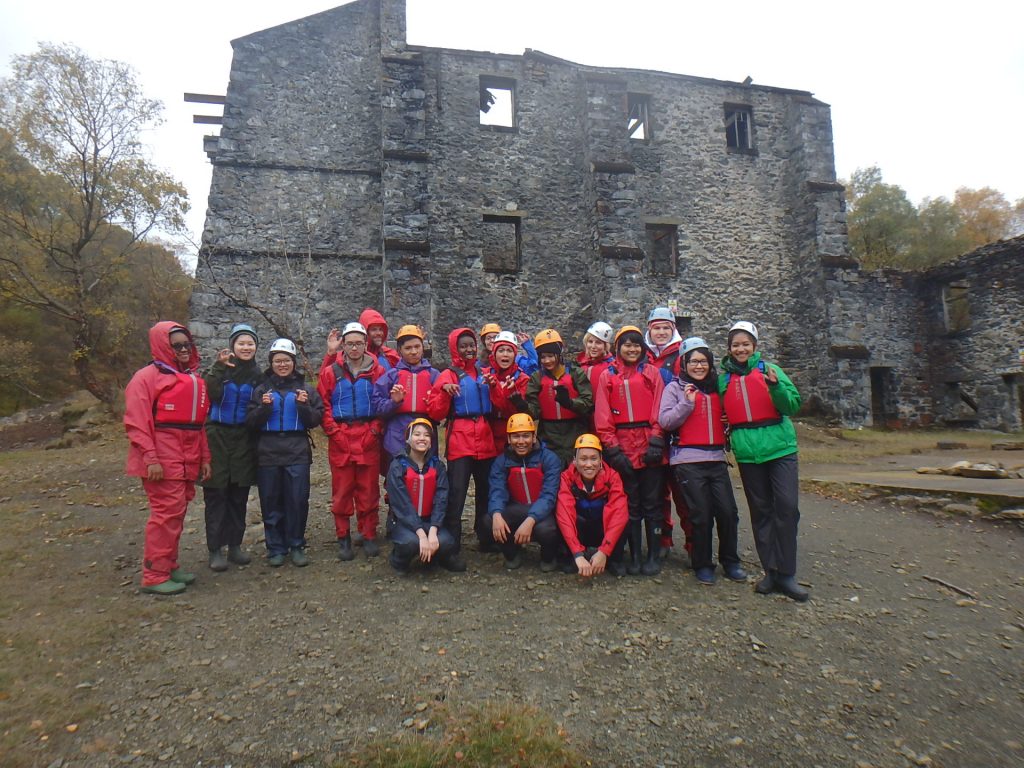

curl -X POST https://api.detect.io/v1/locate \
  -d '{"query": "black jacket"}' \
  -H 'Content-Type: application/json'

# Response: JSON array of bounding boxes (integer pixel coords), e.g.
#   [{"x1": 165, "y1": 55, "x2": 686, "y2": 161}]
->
[{"x1": 246, "y1": 370, "x2": 323, "y2": 467}]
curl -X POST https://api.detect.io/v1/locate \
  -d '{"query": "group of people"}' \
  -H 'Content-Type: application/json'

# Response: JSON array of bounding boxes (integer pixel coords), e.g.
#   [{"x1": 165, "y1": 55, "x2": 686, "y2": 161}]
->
[{"x1": 123, "y1": 306, "x2": 809, "y2": 602}]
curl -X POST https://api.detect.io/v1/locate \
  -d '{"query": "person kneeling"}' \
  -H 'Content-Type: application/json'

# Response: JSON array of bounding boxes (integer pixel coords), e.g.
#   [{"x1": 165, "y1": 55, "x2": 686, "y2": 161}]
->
[
  {"x1": 386, "y1": 419, "x2": 456, "y2": 574},
  {"x1": 486, "y1": 414, "x2": 564, "y2": 571},
  {"x1": 556, "y1": 434, "x2": 628, "y2": 578}
]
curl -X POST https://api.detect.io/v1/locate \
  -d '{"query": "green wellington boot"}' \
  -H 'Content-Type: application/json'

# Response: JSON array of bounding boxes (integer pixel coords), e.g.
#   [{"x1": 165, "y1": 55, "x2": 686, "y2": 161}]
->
[
  {"x1": 141, "y1": 579, "x2": 186, "y2": 595},
  {"x1": 169, "y1": 569, "x2": 197, "y2": 585}
]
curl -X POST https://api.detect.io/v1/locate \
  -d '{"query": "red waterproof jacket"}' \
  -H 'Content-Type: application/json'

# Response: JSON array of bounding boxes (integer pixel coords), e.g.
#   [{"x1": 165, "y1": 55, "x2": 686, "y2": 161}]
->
[
  {"x1": 485, "y1": 351, "x2": 529, "y2": 454},
  {"x1": 318, "y1": 353, "x2": 386, "y2": 466},
  {"x1": 360, "y1": 308, "x2": 400, "y2": 368},
  {"x1": 124, "y1": 322, "x2": 211, "y2": 480},
  {"x1": 427, "y1": 328, "x2": 499, "y2": 461},
  {"x1": 556, "y1": 463, "x2": 628, "y2": 558},
  {"x1": 594, "y1": 358, "x2": 666, "y2": 469},
  {"x1": 645, "y1": 332, "x2": 683, "y2": 379}
]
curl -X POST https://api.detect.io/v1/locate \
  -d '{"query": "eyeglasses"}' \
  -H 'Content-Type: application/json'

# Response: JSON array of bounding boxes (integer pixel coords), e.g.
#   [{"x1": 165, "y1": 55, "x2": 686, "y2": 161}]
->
[
  {"x1": 344, "y1": 341, "x2": 366, "y2": 348},
  {"x1": 170, "y1": 342, "x2": 193, "y2": 352},
  {"x1": 687, "y1": 360, "x2": 709, "y2": 367}
]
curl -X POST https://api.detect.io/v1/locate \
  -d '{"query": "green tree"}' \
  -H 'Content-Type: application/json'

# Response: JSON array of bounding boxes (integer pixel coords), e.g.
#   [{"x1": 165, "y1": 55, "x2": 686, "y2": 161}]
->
[
  {"x1": 845, "y1": 166, "x2": 918, "y2": 270},
  {"x1": 907, "y1": 196, "x2": 968, "y2": 269},
  {"x1": 0, "y1": 44, "x2": 188, "y2": 403}
]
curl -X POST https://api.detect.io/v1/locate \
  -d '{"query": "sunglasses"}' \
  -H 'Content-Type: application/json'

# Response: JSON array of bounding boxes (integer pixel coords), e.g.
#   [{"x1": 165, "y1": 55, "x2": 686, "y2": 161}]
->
[{"x1": 170, "y1": 342, "x2": 193, "y2": 352}]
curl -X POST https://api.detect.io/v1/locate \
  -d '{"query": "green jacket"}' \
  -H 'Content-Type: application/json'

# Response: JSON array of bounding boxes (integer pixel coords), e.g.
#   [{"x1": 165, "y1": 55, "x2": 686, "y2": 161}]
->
[
  {"x1": 202, "y1": 358, "x2": 261, "y2": 488},
  {"x1": 718, "y1": 351, "x2": 800, "y2": 464}
]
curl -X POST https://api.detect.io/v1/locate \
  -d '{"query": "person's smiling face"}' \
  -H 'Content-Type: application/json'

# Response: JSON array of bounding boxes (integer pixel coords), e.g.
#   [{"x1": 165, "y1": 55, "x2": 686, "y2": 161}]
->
[
  {"x1": 232, "y1": 335, "x2": 257, "y2": 361},
  {"x1": 729, "y1": 333, "x2": 756, "y2": 365},
  {"x1": 169, "y1": 331, "x2": 192, "y2": 367},
  {"x1": 271, "y1": 353, "x2": 294, "y2": 377}
]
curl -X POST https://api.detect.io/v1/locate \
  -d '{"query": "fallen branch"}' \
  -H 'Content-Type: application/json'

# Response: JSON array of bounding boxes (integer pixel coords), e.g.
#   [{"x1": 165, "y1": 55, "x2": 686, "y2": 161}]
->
[{"x1": 922, "y1": 574, "x2": 978, "y2": 600}]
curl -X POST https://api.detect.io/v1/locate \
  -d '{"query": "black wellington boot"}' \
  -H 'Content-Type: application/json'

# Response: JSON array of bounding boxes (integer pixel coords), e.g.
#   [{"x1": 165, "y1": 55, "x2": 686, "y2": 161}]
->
[
  {"x1": 626, "y1": 520, "x2": 643, "y2": 576},
  {"x1": 641, "y1": 520, "x2": 662, "y2": 576}
]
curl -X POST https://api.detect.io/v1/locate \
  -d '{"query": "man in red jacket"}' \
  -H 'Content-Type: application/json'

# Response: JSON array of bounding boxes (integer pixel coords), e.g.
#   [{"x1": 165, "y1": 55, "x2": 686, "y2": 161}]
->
[
  {"x1": 318, "y1": 321, "x2": 387, "y2": 561},
  {"x1": 124, "y1": 322, "x2": 212, "y2": 595},
  {"x1": 556, "y1": 434, "x2": 628, "y2": 577}
]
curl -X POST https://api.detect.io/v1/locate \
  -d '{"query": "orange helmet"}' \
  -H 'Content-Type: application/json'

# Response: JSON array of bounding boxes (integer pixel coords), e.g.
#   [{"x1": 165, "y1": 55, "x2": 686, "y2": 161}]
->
[
  {"x1": 534, "y1": 329, "x2": 563, "y2": 349},
  {"x1": 574, "y1": 433, "x2": 602, "y2": 452},
  {"x1": 406, "y1": 417, "x2": 434, "y2": 438},
  {"x1": 506, "y1": 413, "x2": 536, "y2": 435},
  {"x1": 479, "y1": 322, "x2": 502, "y2": 338},
  {"x1": 395, "y1": 324, "x2": 425, "y2": 343},
  {"x1": 614, "y1": 325, "x2": 644, "y2": 347}
]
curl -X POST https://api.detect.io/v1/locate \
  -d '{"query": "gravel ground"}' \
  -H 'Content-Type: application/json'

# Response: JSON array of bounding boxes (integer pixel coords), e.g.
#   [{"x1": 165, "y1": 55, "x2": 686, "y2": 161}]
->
[{"x1": 3, "y1": 430, "x2": 1023, "y2": 768}]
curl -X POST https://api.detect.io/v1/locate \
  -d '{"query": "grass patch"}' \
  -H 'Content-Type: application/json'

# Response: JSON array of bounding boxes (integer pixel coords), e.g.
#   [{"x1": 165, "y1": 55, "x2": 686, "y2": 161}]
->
[
  {"x1": 794, "y1": 422, "x2": 1018, "y2": 464},
  {"x1": 343, "y1": 701, "x2": 586, "y2": 768}
]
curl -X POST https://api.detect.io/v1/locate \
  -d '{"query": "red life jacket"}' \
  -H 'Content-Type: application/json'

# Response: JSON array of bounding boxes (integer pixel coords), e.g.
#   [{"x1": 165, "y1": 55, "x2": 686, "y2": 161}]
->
[
  {"x1": 607, "y1": 369, "x2": 655, "y2": 427},
  {"x1": 538, "y1": 371, "x2": 579, "y2": 421},
  {"x1": 395, "y1": 368, "x2": 433, "y2": 416},
  {"x1": 404, "y1": 463, "x2": 438, "y2": 519},
  {"x1": 723, "y1": 365, "x2": 782, "y2": 427},
  {"x1": 154, "y1": 370, "x2": 209, "y2": 429},
  {"x1": 507, "y1": 465, "x2": 544, "y2": 505},
  {"x1": 677, "y1": 391, "x2": 727, "y2": 447}
]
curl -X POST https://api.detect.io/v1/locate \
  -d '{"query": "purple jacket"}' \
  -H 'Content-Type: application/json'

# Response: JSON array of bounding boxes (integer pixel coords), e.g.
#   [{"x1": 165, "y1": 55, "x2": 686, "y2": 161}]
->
[{"x1": 371, "y1": 359, "x2": 440, "y2": 457}]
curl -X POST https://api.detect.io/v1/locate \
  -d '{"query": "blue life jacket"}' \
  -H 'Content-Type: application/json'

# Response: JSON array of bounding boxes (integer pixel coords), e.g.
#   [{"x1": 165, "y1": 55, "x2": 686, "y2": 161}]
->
[
  {"x1": 263, "y1": 390, "x2": 302, "y2": 432},
  {"x1": 575, "y1": 491, "x2": 607, "y2": 523},
  {"x1": 330, "y1": 363, "x2": 375, "y2": 421},
  {"x1": 208, "y1": 381, "x2": 253, "y2": 426},
  {"x1": 452, "y1": 364, "x2": 492, "y2": 418}
]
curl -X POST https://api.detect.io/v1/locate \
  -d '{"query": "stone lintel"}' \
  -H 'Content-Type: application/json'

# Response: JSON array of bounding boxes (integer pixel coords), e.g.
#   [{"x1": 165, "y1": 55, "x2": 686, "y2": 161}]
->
[
  {"x1": 807, "y1": 180, "x2": 845, "y2": 193},
  {"x1": 591, "y1": 160, "x2": 636, "y2": 174},
  {"x1": 381, "y1": 53, "x2": 423, "y2": 65},
  {"x1": 599, "y1": 244, "x2": 644, "y2": 260},
  {"x1": 830, "y1": 344, "x2": 870, "y2": 360},
  {"x1": 384, "y1": 238, "x2": 430, "y2": 252},
  {"x1": 480, "y1": 209, "x2": 527, "y2": 219},
  {"x1": 203, "y1": 247, "x2": 379, "y2": 261},
  {"x1": 642, "y1": 216, "x2": 683, "y2": 226},
  {"x1": 383, "y1": 149, "x2": 430, "y2": 162},
  {"x1": 211, "y1": 159, "x2": 380, "y2": 178},
  {"x1": 585, "y1": 72, "x2": 628, "y2": 86}
]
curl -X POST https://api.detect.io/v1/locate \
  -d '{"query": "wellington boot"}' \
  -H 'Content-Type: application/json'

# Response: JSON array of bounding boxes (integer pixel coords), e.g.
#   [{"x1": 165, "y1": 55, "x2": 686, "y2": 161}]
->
[
  {"x1": 142, "y1": 579, "x2": 186, "y2": 595},
  {"x1": 227, "y1": 545, "x2": 251, "y2": 565},
  {"x1": 626, "y1": 520, "x2": 643, "y2": 575},
  {"x1": 755, "y1": 570, "x2": 777, "y2": 594},
  {"x1": 608, "y1": 557, "x2": 626, "y2": 577},
  {"x1": 362, "y1": 538, "x2": 380, "y2": 558},
  {"x1": 775, "y1": 574, "x2": 810, "y2": 602},
  {"x1": 169, "y1": 569, "x2": 196, "y2": 585},
  {"x1": 337, "y1": 535, "x2": 355, "y2": 562},
  {"x1": 440, "y1": 553, "x2": 467, "y2": 572},
  {"x1": 268, "y1": 553, "x2": 286, "y2": 567},
  {"x1": 640, "y1": 520, "x2": 662, "y2": 576},
  {"x1": 290, "y1": 547, "x2": 309, "y2": 567},
  {"x1": 208, "y1": 549, "x2": 229, "y2": 572}
]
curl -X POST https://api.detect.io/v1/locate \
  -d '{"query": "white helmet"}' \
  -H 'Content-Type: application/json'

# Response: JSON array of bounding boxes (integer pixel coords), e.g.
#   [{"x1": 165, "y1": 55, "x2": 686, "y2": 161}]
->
[
  {"x1": 268, "y1": 338, "x2": 298, "y2": 359},
  {"x1": 647, "y1": 307, "x2": 675, "y2": 325},
  {"x1": 585, "y1": 321, "x2": 614, "y2": 344},
  {"x1": 728, "y1": 321, "x2": 758, "y2": 341},
  {"x1": 341, "y1": 321, "x2": 367, "y2": 338},
  {"x1": 492, "y1": 330, "x2": 518, "y2": 348},
  {"x1": 681, "y1": 337, "x2": 709, "y2": 355}
]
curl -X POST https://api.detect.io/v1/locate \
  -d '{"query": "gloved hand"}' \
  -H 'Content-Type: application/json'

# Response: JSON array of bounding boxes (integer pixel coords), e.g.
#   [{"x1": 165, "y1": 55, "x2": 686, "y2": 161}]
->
[
  {"x1": 604, "y1": 445, "x2": 632, "y2": 476},
  {"x1": 644, "y1": 435, "x2": 665, "y2": 466},
  {"x1": 553, "y1": 385, "x2": 573, "y2": 409},
  {"x1": 509, "y1": 393, "x2": 528, "y2": 411}
]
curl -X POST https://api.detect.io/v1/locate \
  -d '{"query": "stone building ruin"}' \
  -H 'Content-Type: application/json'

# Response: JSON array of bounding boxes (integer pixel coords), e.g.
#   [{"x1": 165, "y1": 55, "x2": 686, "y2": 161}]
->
[{"x1": 189, "y1": 0, "x2": 1024, "y2": 431}]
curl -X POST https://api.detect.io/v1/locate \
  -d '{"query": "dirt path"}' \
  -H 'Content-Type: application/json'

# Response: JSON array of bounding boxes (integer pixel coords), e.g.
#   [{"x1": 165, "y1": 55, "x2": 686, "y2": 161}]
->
[{"x1": 2, "y1": 429, "x2": 1023, "y2": 767}]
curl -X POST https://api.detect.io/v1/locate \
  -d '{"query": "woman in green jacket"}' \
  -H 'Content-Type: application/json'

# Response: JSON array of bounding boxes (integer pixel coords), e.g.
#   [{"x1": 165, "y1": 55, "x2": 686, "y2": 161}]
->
[
  {"x1": 718, "y1": 321, "x2": 808, "y2": 601},
  {"x1": 202, "y1": 323, "x2": 261, "y2": 571}
]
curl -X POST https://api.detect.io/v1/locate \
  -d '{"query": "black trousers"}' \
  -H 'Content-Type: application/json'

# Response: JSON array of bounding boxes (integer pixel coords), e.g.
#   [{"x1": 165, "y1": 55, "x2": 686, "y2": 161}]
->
[
  {"x1": 483, "y1": 502, "x2": 562, "y2": 562},
  {"x1": 203, "y1": 483, "x2": 250, "y2": 551},
  {"x1": 575, "y1": 513, "x2": 626, "y2": 561},
  {"x1": 737, "y1": 454, "x2": 800, "y2": 577},
  {"x1": 617, "y1": 464, "x2": 665, "y2": 526},
  {"x1": 672, "y1": 462, "x2": 740, "y2": 571},
  {"x1": 444, "y1": 456, "x2": 494, "y2": 553},
  {"x1": 388, "y1": 522, "x2": 456, "y2": 569}
]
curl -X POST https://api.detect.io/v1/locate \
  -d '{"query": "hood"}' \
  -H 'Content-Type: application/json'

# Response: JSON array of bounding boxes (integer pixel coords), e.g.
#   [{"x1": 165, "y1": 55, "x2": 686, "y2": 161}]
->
[
  {"x1": 489, "y1": 343, "x2": 520, "y2": 376},
  {"x1": 447, "y1": 327, "x2": 478, "y2": 373},
  {"x1": 149, "y1": 320, "x2": 199, "y2": 372},
  {"x1": 358, "y1": 308, "x2": 389, "y2": 350},
  {"x1": 722, "y1": 350, "x2": 763, "y2": 375},
  {"x1": 644, "y1": 330, "x2": 682, "y2": 359}
]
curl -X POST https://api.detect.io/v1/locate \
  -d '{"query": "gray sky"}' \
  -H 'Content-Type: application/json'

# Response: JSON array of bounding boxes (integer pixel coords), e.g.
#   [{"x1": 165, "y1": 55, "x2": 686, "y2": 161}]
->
[{"x1": 2, "y1": 0, "x2": 1022, "y2": 253}]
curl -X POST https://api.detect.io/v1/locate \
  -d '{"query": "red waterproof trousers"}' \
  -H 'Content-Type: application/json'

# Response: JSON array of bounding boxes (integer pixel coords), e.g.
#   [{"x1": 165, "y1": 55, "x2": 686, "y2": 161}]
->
[
  {"x1": 328, "y1": 444, "x2": 381, "y2": 540},
  {"x1": 141, "y1": 479, "x2": 196, "y2": 586}
]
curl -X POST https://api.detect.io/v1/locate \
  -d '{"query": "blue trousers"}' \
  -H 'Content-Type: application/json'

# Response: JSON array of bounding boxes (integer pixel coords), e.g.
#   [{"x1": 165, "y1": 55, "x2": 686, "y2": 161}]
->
[
  {"x1": 257, "y1": 464, "x2": 311, "y2": 556},
  {"x1": 389, "y1": 522, "x2": 456, "y2": 569}
]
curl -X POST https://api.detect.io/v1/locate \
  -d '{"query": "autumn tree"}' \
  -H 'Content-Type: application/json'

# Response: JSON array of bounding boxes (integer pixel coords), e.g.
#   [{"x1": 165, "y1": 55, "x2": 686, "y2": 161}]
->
[
  {"x1": 0, "y1": 44, "x2": 188, "y2": 403},
  {"x1": 845, "y1": 166, "x2": 917, "y2": 270},
  {"x1": 953, "y1": 186, "x2": 1013, "y2": 247}
]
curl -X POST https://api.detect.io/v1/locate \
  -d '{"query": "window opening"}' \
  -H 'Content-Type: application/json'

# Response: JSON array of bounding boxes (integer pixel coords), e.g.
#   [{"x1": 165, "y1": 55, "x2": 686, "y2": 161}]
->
[
  {"x1": 724, "y1": 105, "x2": 753, "y2": 150},
  {"x1": 481, "y1": 214, "x2": 521, "y2": 273},
  {"x1": 942, "y1": 282, "x2": 970, "y2": 332},
  {"x1": 627, "y1": 94, "x2": 650, "y2": 141},
  {"x1": 479, "y1": 76, "x2": 516, "y2": 129},
  {"x1": 646, "y1": 224, "x2": 678, "y2": 276}
]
